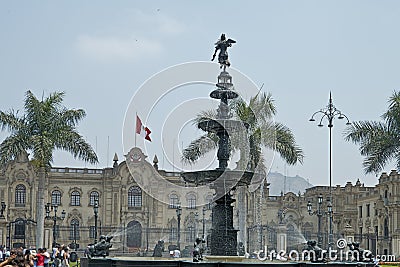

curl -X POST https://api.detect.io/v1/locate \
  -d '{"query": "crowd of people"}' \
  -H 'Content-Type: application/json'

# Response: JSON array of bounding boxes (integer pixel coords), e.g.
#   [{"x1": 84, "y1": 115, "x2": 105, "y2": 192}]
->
[{"x1": 0, "y1": 244, "x2": 72, "y2": 267}]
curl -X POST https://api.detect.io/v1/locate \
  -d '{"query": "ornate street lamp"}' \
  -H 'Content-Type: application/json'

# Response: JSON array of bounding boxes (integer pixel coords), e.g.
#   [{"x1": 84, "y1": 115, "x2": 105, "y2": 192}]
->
[
  {"x1": 202, "y1": 206, "x2": 206, "y2": 239},
  {"x1": 45, "y1": 203, "x2": 66, "y2": 247},
  {"x1": 0, "y1": 202, "x2": 6, "y2": 218},
  {"x1": 93, "y1": 198, "x2": 99, "y2": 243},
  {"x1": 307, "y1": 194, "x2": 332, "y2": 248},
  {"x1": 309, "y1": 93, "x2": 351, "y2": 248},
  {"x1": 176, "y1": 203, "x2": 182, "y2": 250}
]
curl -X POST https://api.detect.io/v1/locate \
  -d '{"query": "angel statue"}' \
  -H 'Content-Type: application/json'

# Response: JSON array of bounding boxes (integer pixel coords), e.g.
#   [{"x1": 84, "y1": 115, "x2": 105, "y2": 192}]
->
[{"x1": 211, "y1": 33, "x2": 236, "y2": 70}]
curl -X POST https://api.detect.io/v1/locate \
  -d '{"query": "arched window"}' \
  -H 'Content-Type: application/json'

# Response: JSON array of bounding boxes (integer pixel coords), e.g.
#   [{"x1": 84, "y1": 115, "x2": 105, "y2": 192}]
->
[
  {"x1": 187, "y1": 194, "x2": 196, "y2": 209},
  {"x1": 186, "y1": 223, "x2": 196, "y2": 242},
  {"x1": 128, "y1": 186, "x2": 142, "y2": 207},
  {"x1": 384, "y1": 218, "x2": 389, "y2": 238},
  {"x1": 70, "y1": 191, "x2": 80, "y2": 206},
  {"x1": 169, "y1": 194, "x2": 179, "y2": 209},
  {"x1": 15, "y1": 184, "x2": 26, "y2": 205},
  {"x1": 70, "y1": 219, "x2": 80, "y2": 240},
  {"x1": 51, "y1": 190, "x2": 61, "y2": 206},
  {"x1": 89, "y1": 191, "x2": 99, "y2": 206}
]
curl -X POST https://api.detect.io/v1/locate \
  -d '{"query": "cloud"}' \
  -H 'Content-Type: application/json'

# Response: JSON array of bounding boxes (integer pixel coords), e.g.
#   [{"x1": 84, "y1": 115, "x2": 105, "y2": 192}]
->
[
  {"x1": 76, "y1": 35, "x2": 162, "y2": 61},
  {"x1": 130, "y1": 9, "x2": 186, "y2": 35},
  {"x1": 75, "y1": 9, "x2": 185, "y2": 61}
]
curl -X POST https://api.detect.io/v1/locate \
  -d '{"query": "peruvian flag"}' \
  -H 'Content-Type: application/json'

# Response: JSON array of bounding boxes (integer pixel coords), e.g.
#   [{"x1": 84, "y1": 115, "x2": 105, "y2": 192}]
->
[{"x1": 136, "y1": 115, "x2": 152, "y2": 142}]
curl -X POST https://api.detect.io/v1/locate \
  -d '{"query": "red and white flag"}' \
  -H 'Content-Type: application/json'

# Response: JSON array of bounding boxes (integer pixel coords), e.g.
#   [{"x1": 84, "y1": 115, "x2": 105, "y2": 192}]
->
[{"x1": 136, "y1": 115, "x2": 152, "y2": 142}]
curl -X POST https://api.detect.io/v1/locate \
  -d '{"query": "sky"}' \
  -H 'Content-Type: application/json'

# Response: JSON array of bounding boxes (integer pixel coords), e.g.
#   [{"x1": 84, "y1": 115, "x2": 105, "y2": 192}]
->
[{"x1": 1, "y1": 1, "x2": 399, "y2": 188}]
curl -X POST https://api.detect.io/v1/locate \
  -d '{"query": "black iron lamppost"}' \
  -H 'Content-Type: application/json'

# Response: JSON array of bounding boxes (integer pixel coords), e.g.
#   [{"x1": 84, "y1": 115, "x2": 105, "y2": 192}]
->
[
  {"x1": 45, "y1": 203, "x2": 66, "y2": 247},
  {"x1": 93, "y1": 198, "x2": 99, "y2": 244},
  {"x1": 309, "y1": 93, "x2": 351, "y2": 248},
  {"x1": 202, "y1": 206, "x2": 206, "y2": 239},
  {"x1": 0, "y1": 202, "x2": 6, "y2": 218},
  {"x1": 307, "y1": 194, "x2": 332, "y2": 248},
  {"x1": 176, "y1": 203, "x2": 182, "y2": 250}
]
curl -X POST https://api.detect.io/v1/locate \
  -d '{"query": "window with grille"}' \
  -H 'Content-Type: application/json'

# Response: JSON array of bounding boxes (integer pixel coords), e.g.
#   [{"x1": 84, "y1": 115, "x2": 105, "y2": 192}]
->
[
  {"x1": 55, "y1": 225, "x2": 60, "y2": 238},
  {"x1": 15, "y1": 184, "x2": 26, "y2": 206},
  {"x1": 14, "y1": 219, "x2": 25, "y2": 239},
  {"x1": 70, "y1": 191, "x2": 81, "y2": 206},
  {"x1": 169, "y1": 194, "x2": 179, "y2": 209},
  {"x1": 89, "y1": 226, "x2": 96, "y2": 238},
  {"x1": 187, "y1": 195, "x2": 196, "y2": 209},
  {"x1": 51, "y1": 190, "x2": 61, "y2": 206},
  {"x1": 128, "y1": 186, "x2": 142, "y2": 207},
  {"x1": 89, "y1": 191, "x2": 99, "y2": 206},
  {"x1": 169, "y1": 227, "x2": 177, "y2": 241},
  {"x1": 186, "y1": 225, "x2": 196, "y2": 242},
  {"x1": 69, "y1": 219, "x2": 80, "y2": 240}
]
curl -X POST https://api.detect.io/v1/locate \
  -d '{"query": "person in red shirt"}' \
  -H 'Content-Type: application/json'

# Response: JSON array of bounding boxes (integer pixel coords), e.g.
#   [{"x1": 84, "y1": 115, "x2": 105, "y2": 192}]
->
[{"x1": 36, "y1": 248, "x2": 45, "y2": 267}]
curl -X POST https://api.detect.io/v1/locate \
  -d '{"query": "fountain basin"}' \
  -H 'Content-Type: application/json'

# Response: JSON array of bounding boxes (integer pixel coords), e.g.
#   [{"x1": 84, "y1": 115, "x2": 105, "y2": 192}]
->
[
  {"x1": 198, "y1": 119, "x2": 248, "y2": 134},
  {"x1": 81, "y1": 257, "x2": 377, "y2": 267},
  {"x1": 181, "y1": 169, "x2": 254, "y2": 187}
]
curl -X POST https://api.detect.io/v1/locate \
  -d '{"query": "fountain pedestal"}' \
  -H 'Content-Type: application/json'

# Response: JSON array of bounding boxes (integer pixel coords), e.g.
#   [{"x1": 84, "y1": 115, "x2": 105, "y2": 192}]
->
[{"x1": 209, "y1": 194, "x2": 239, "y2": 256}]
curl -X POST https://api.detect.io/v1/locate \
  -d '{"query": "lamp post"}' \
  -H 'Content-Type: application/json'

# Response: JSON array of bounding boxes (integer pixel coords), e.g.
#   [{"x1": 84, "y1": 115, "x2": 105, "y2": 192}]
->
[
  {"x1": 176, "y1": 203, "x2": 182, "y2": 250},
  {"x1": 93, "y1": 198, "x2": 99, "y2": 244},
  {"x1": 307, "y1": 194, "x2": 332, "y2": 248},
  {"x1": 0, "y1": 202, "x2": 6, "y2": 218},
  {"x1": 45, "y1": 203, "x2": 66, "y2": 247},
  {"x1": 309, "y1": 93, "x2": 351, "y2": 249},
  {"x1": 202, "y1": 206, "x2": 206, "y2": 239}
]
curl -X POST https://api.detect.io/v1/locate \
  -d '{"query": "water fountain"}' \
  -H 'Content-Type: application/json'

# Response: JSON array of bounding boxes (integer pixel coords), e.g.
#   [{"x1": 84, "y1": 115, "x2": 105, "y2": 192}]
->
[
  {"x1": 181, "y1": 34, "x2": 254, "y2": 257},
  {"x1": 81, "y1": 34, "x2": 377, "y2": 267}
]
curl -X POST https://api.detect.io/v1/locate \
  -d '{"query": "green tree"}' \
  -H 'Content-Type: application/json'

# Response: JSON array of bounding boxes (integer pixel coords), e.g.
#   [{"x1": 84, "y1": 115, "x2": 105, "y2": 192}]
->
[
  {"x1": 345, "y1": 91, "x2": 400, "y2": 174},
  {"x1": 182, "y1": 92, "x2": 304, "y2": 172},
  {"x1": 0, "y1": 90, "x2": 98, "y2": 248}
]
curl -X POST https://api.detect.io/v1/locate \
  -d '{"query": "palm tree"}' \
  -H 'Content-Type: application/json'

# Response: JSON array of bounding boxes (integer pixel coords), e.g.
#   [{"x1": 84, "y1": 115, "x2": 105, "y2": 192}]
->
[
  {"x1": 182, "y1": 92, "x2": 304, "y2": 172},
  {"x1": 0, "y1": 90, "x2": 98, "y2": 248},
  {"x1": 345, "y1": 91, "x2": 400, "y2": 174}
]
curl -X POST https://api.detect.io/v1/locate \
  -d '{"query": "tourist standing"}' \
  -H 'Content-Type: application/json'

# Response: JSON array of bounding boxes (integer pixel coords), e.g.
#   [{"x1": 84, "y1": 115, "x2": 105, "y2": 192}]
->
[
  {"x1": 24, "y1": 249, "x2": 35, "y2": 267},
  {"x1": 60, "y1": 247, "x2": 69, "y2": 267},
  {"x1": 42, "y1": 249, "x2": 50, "y2": 267},
  {"x1": 36, "y1": 248, "x2": 45, "y2": 267}
]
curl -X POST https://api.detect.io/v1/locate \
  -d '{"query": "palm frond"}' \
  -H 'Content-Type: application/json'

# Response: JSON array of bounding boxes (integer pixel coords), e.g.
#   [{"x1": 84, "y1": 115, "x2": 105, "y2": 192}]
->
[
  {"x1": 272, "y1": 123, "x2": 304, "y2": 165},
  {"x1": 54, "y1": 130, "x2": 98, "y2": 164},
  {"x1": 0, "y1": 110, "x2": 25, "y2": 133},
  {"x1": 181, "y1": 134, "x2": 218, "y2": 164},
  {"x1": 0, "y1": 134, "x2": 29, "y2": 165},
  {"x1": 60, "y1": 108, "x2": 86, "y2": 126}
]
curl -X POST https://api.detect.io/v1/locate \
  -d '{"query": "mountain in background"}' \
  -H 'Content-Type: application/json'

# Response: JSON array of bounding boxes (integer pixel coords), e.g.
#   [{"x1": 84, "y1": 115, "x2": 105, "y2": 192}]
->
[{"x1": 267, "y1": 171, "x2": 313, "y2": 196}]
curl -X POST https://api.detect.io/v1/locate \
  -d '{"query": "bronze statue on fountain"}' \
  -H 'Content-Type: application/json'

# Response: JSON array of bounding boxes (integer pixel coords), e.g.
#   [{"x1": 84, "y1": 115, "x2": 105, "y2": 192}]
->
[
  {"x1": 87, "y1": 235, "x2": 113, "y2": 259},
  {"x1": 193, "y1": 237, "x2": 206, "y2": 262},
  {"x1": 347, "y1": 241, "x2": 373, "y2": 262},
  {"x1": 306, "y1": 240, "x2": 326, "y2": 263}
]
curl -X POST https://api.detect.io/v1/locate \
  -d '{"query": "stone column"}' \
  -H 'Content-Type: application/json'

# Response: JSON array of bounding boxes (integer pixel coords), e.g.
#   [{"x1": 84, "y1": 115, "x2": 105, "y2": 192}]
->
[{"x1": 277, "y1": 224, "x2": 287, "y2": 253}]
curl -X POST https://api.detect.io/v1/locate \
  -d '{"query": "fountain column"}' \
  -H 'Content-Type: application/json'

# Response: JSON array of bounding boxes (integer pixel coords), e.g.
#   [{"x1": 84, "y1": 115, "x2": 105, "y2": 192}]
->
[{"x1": 182, "y1": 35, "x2": 254, "y2": 256}]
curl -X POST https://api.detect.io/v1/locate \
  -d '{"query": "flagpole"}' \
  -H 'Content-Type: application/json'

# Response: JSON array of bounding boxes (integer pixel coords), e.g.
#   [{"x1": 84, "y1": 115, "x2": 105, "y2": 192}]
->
[{"x1": 135, "y1": 112, "x2": 137, "y2": 147}]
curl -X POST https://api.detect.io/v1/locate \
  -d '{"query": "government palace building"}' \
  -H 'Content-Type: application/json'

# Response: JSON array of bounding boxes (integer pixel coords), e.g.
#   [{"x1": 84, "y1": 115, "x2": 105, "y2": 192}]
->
[{"x1": 0, "y1": 146, "x2": 399, "y2": 258}]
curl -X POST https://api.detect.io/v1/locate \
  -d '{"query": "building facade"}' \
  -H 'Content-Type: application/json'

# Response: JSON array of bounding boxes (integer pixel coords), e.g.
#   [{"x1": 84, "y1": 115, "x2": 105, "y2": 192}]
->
[{"x1": 0, "y1": 147, "x2": 399, "y2": 258}]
